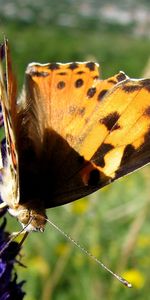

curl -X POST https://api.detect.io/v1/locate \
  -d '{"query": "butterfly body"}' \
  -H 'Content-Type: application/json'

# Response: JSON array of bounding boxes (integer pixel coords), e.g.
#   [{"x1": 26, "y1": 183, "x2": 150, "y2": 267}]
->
[{"x1": 0, "y1": 39, "x2": 150, "y2": 231}]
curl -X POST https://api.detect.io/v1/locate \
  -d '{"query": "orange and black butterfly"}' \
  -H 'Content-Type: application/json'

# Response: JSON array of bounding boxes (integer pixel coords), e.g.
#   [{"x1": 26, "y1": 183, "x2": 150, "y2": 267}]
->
[{"x1": 0, "y1": 38, "x2": 150, "y2": 232}]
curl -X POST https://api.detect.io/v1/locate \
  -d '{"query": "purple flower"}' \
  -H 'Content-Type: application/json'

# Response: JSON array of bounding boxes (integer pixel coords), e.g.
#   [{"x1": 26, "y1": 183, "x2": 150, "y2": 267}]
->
[{"x1": 0, "y1": 219, "x2": 25, "y2": 300}]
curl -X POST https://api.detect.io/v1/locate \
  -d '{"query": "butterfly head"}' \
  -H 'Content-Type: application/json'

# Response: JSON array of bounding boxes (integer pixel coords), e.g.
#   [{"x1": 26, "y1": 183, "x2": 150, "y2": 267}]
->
[{"x1": 8, "y1": 205, "x2": 47, "y2": 232}]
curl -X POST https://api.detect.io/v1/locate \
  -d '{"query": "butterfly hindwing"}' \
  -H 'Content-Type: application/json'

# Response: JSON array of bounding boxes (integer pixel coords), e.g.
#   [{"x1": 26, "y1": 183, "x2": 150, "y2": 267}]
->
[{"x1": 0, "y1": 39, "x2": 19, "y2": 205}]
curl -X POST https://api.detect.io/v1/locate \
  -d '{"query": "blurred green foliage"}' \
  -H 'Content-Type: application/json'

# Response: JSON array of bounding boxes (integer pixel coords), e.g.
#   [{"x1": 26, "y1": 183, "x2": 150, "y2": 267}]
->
[
  {"x1": 1, "y1": 21, "x2": 150, "y2": 85},
  {"x1": 1, "y1": 15, "x2": 150, "y2": 300}
]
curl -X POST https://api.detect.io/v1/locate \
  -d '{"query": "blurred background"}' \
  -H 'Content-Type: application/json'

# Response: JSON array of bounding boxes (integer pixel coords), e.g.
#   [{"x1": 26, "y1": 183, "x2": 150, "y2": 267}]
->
[{"x1": 0, "y1": 0, "x2": 150, "y2": 299}]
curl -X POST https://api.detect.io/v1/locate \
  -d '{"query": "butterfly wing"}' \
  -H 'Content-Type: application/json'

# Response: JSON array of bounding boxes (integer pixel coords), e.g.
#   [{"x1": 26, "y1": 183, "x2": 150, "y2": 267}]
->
[
  {"x1": 0, "y1": 38, "x2": 19, "y2": 205},
  {"x1": 0, "y1": 42, "x2": 5, "y2": 171},
  {"x1": 91, "y1": 78, "x2": 150, "y2": 179},
  {"x1": 18, "y1": 62, "x2": 150, "y2": 208}
]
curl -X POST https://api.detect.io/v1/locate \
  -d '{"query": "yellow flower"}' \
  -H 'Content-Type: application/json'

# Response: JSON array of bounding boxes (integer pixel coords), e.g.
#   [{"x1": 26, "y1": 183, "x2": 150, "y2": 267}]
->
[
  {"x1": 28, "y1": 256, "x2": 49, "y2": 276},
  {"x1": 122, "y1": 269, "x2": 145, "y2": 289},
  {"x1": 55, "y1": 243, "x2": 70, "y2": 256},
  {"x1": 137, "y1": 235, "x2": 150, "y2": 248},
  {"x1": 71, "y1": 198, "x2": 90, "y2": 214}
]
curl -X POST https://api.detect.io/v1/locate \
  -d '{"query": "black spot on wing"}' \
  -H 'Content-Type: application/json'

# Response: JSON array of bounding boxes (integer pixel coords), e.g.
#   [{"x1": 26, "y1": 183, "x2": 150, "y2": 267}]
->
[
  {"x1": 58, "y1": 72, "x2": 67, "y2": 75},
  {"x1": 107, "y1": 79, "x2": 117, "y2": 84},
  {"x1": 135, "y1": 128, "x2": 150, "y2": 156},
  {"x1": 93, "y1": 75, "x2": 99, "y2": 80},
  {"x1": 87, "y1": 87, "x2": 96, "y2": 98},
  {"x1": 116, "y1": 72, "x2": 127, "y2": 82},
  {"x1": 141, "y1": 79, "x2": 150, "y2": 92},
  {"x1": 69, "y1": 62, "x2": 78, "y2": 70},
  {"x1": 77, "y1": 71, "x2": 85, "y2": 75},
  {"x1": 57, "y1": 81, "x2": 65, "y2": 89},
  {"x1": 30, "y1": 71, "x2": 49, "y2": 77},
  {"x1": 97, "y1": 89, "x2": 107, "y2": 101},
  {"x1": 86, "y1": 62, "x2": 95, "y2": 71},
  {"x1": 122, "y1": 84, "x2": 141, "y2": 93},
  {"x1": 100, "y1": 112, "x2": 120, "y2": 131},
  {"x1": 120, "y1": 144, "x2": 136, "y2": 167},
  {"x1": 92, "y1": 143, "x2": 114, "y2": 167},
  {"x1": 88, "y1": 169, "x2": 101, "y2": 186},
  {"x1": 75, "y1": 78, "x2": 84, "y2": 88},
  {"x1": 114, "y1": 127, "x2": 150, "y2": 181},
  {"x1": 48, "y1": 63, "x2": 60, "y2": 70}
]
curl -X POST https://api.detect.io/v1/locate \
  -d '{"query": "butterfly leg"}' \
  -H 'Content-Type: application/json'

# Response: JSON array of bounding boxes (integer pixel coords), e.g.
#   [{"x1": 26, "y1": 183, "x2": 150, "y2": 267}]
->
[
  {"x1": 11, "y1": 231, "x2": 29, "y2": 247},
  {"x1": 11, "y1": 231, "x2": 26, "y2": 237},
  {"x1": 0, "y1": 230, "x2": 28, "y2": 256},
  {"x1": 19, "y1": 231, "x2": 29, "y2": 246}
]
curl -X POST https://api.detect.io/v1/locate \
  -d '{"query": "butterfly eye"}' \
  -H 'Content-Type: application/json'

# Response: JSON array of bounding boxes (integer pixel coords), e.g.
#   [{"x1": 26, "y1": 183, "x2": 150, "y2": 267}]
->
[{"x1": 18, "y1": 209, "x2": 30, "y2": 224}]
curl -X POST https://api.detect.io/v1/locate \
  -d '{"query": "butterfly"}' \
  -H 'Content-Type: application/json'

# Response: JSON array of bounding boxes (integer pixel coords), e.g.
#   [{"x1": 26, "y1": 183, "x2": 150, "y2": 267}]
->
[{"x1": 0, "y1": 38, "x2": 150, "y2": 232}]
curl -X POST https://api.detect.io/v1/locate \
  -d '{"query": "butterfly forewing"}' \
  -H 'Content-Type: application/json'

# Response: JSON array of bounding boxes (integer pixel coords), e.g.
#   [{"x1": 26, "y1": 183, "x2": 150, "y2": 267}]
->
[
  {"x1": 15, "y1": 62, "x2": 148, "y2": 208},
  {"x1": 1, "y1": 38, "x2": 150, "y2": 211}
]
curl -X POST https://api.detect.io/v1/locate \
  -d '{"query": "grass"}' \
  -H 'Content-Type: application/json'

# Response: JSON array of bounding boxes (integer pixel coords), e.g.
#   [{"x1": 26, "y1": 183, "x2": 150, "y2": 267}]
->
[
  {"x1": 13, "y1": 169, "x2": 150, "y2": 300},
  {"x1": 0, "y1": 22, "x2": 150, "y2": 83},
  {"x1": 1, "y1": 21, "x2": 150, "y2": 300}
]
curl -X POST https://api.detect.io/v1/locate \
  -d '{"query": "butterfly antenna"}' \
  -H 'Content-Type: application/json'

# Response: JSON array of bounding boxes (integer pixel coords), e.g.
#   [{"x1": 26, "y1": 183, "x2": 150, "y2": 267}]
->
[
  {"x1": 46, "y1": 217, "x2": 132, "y2": 288},
  {"x1": 0, "y1": 217, "x2": 33, "y2": 256}
]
